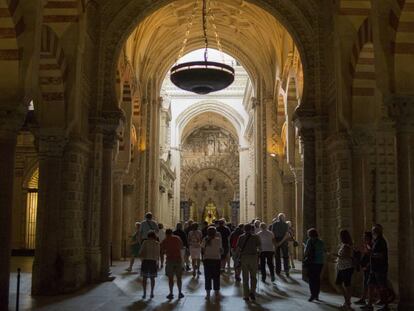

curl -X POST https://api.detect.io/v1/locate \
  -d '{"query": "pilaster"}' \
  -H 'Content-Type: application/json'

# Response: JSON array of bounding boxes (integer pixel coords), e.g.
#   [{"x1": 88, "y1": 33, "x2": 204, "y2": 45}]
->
[
  {"x1": 0, "y1": 107, "x2": 25, "y2": 309},
  {"x1": 387, "y1": 95, "x2": 414, "y2": 311},
  {"x1": 100, "y1": 110, "x2": 122, "y2": 279},
  {"x1": 32, "y1": 130, "x2": 68, "y2": 295}
]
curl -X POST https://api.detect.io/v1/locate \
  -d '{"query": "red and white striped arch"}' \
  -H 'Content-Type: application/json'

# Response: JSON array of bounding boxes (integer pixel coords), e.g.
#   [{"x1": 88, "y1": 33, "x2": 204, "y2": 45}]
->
[
  {"x1": 350, "y1": 19, "x2": 377, "y2": 124},
  {"x1": 0, "y1": 0, "x2": 24, "y2": 96},
  {"x1": 390, "y1": 0, "x2": 414, "y2": 92},
  {"x1": 43, "y1": 0, "x2": 79, "y2": 35},
  {"x1": 38, "y1": 25, "x2": 67, "y2": 115}
]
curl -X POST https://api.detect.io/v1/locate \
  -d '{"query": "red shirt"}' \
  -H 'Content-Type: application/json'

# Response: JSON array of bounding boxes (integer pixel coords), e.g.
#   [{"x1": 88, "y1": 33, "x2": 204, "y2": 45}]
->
[{"x1": 160, "y1": 235, "x2": 182, "y2": 261}]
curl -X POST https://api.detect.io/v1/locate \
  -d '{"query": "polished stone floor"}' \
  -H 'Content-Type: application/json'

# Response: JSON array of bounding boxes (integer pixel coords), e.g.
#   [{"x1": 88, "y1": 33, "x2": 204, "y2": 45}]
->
[{"x1": 8, "y1": 257, "x2": 395, "y2": 310}]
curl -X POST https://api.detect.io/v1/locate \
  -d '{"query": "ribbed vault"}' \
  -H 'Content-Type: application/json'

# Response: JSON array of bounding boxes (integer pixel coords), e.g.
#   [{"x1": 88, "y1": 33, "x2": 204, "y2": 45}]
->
[{"x1": 123, "y1": 0, "x2": 299, "y2": 94}]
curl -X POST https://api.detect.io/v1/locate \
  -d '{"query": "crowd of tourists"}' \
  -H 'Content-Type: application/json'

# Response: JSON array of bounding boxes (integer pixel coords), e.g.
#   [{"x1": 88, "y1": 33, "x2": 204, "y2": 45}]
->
[{"x1": 126, "y1": 212, "x2": 393, "y2": 310}]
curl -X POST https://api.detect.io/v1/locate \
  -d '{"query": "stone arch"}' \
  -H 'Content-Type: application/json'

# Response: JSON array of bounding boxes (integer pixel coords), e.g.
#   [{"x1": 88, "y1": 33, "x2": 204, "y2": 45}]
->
[
  {"x1": 174, "y1": 100, "x2": 245, "y2": 146},
  {"x1": 183, "y1": 167, "x2": 237, "y2": 198},
  {"x1": 37, "y1": 25, "x2": 67, "y2": 126},
  {"x1": 338, "y1": 0, "x2": 371, "y2": 16},
  {"x1": 97, "y1": 0, "x2": 319, "y2": 112},
  {"x1": 349, "y1": 19, "x2": 378, "y2": 125},
  {"x1": 390, "y1": 0, "x2": 414, "y2": 93},
  {"x1": 0, "y1": 0, "x2": 24, "y2": 100}
]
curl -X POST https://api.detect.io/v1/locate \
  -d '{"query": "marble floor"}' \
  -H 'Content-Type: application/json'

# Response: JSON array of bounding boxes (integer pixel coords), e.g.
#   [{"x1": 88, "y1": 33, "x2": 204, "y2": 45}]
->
[{"x1": 8, "y1": 257, "x2": 395, "y2": 311}]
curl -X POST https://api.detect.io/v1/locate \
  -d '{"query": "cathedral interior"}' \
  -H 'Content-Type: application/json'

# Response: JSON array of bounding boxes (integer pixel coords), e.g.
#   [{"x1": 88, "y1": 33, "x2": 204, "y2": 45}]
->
[{"x1": 0, "y1": 0, "x2": 413, "y2": 310}]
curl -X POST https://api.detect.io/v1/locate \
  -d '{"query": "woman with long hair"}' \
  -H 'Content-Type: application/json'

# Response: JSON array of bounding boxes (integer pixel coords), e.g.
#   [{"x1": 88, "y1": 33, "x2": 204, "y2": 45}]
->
[
  {"x1": 201, "y1": 226, "x2": 223, "y2": 300},
  {"x1": 188, "y1": 222, "x2": 203, "y2": 277}
]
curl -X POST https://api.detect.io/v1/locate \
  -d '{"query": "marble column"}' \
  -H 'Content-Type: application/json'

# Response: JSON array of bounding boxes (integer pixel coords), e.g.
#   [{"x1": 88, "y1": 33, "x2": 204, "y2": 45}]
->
[
  {"x1": 32, "y1": 132, "x2": 68, "y2": 295},
  {"x1": 111, "y1": 171, "x2": 124, "y2": 260},
  {"x1": 0, "y1": 109, "x2": 23, "y2": 309},
  {"x1": 388, "y1": 95, "x2": 414, "y2": 311},
  {"x1": 100, "y1": 130, "x2": 117, "y2": 279}
]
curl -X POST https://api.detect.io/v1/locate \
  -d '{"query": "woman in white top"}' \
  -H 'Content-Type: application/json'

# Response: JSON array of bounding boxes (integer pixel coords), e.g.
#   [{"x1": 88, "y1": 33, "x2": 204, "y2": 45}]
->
[
  {"x1": 332, "y1": 229, "x2": 354, "y2": 310},
  {"x1": 139, "y1": 231, "x2": 160, "y2": 299},
  {"x1": 201, "y1": 226, "x2": 223, "y2": 300},
  {"x1": 257, "y1": 222, "x2": 276, "y2": 282},
  {"x1": 188, "y1": 222, "x2": 203, "y2": 277}
]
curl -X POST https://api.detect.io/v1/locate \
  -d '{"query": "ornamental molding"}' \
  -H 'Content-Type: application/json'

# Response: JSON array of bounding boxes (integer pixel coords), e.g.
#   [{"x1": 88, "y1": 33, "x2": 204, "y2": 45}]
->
[
  {"x1": 37, "y1": 129, "x2": 68, "y2": 157},
  {"x1": 386, "y1": 95, "x2": 414, "y2": 132}
]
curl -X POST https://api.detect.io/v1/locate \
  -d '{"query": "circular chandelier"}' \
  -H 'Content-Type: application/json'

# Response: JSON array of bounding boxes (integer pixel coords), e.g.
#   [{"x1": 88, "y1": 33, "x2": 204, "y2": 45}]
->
[{"x1": 170, "y1": 0, "x2": 235, "y2": 95}]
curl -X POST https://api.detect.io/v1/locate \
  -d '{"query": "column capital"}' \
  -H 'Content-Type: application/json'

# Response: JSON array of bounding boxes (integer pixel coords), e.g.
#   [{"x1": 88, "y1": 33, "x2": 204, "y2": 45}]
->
[
  {"x1": 386, "y1": 94, "x2": 414, "y2": 132},
  {"x1": 350, "y1": 128, "x2": 376, "y2": 154},
  {"x1": 37, "y1": 129, "x2": 67, "y2": 157},
  {"x1": 101, "y1": 109, "x2": 124, "y2": 149},
  {"x1": 0, "y1": 106, "x2": 26, "y2": 139}
]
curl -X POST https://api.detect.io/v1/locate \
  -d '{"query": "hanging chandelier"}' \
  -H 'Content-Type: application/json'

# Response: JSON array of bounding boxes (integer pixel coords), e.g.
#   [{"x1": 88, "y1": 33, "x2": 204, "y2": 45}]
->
[{"x1": 170, "y1": 0, "x2": 235, "y2": 95}]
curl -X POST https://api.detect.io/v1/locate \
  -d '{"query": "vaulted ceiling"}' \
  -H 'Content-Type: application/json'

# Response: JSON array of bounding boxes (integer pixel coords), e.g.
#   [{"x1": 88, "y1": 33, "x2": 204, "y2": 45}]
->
[{"x1": 123, "y1": 0, "x2": 299, "y2": 93}]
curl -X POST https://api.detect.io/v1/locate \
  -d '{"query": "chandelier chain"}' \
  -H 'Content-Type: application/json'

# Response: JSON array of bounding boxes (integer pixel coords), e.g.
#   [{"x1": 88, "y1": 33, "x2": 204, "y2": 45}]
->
[
  {"x1": 207, "y1": 1, "x2": 223, "y2": 56},
  {"x1": 177, "y1": 0, "x2": 199, "y2": 61},
  {"x1": 202, "y1": 0, "x2": 208, "y2": 61}
]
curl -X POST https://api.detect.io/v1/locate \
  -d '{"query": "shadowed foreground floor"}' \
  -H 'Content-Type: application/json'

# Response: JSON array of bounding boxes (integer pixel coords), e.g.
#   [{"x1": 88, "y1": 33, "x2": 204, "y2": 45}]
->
[{"x1": 8, "y1": 257, "x2": 397, "y2": 310}]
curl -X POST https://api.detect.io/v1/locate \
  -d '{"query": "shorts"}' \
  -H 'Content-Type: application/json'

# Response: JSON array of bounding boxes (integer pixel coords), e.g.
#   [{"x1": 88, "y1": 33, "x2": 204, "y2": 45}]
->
[
  {"x1": 336, "y1": 268, "x2": 354, "y2": 287},
  {"x1": 141, "y1": 260, "x2": 157, "y2": 278},
  {"x1": 368, "y1": 271, "x2": 387, "y2": 287},
  {"x1": 165, "y1": 260, "x2": 183, "y2": 278},
  {"x1": 190, "y1": 247, "x2": 201, "y2": 259}
]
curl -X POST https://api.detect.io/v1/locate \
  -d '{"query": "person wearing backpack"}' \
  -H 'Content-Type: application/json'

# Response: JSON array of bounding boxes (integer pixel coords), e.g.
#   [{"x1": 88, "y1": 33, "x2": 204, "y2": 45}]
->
[
  {"x1": 304, "y1": 228, "x2": 325, "y2": 302},
  {"x1": 332, "y1": 229, "x2": 354, "y2": 310},
  {"x1": 237, "y1": 223, "x2": 261, "y2": 301}
]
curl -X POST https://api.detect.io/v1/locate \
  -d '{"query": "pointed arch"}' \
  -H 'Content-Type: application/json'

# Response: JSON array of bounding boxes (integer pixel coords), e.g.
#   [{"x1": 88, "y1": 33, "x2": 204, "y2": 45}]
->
[{"x1": 390, "y1": 0, "x2": 414, "y2": 92}]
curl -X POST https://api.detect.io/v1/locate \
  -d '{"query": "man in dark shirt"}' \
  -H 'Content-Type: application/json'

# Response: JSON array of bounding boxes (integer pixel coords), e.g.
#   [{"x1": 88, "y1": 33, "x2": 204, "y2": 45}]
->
[
  {"x1": 217, "y1": 219, "x2": 231, "y2": 272},
  {"x1": 270, "y1": 213, "x2": 290, "y2": 276},
  {"x1": 362, "y1": 224, "x2": 389, "y2": 311}
]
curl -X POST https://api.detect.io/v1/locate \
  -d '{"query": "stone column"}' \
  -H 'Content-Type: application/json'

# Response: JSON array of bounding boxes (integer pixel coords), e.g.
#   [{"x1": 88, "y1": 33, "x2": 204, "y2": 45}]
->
[
  {"x1": 0, "y1": 108, "x2": 23, "y2": 309},
  {"x1": 388, "y1": 95, "x2": 414, "y2": 310},
  {"x1": 293, "y1": 168, "x2": 303, "y2": 259},
  {"x1": 100, "y1": 129, "x2": 118, "y2": 279},
  {"x1": 32, "y1": 132, "x2": 67, "y2": 295},
  {"x1": 282, "y1": 175, "x2": 295, "y2": 221},
  {"x1": 122, "y1": 184, "x2": 134, "y2": 255},
  {"x1": 111, "y1": 171, "x2": 124, "y2": 260},
  {"x1": 298, "y1": 128, "x2": 316, "y2": 234}
]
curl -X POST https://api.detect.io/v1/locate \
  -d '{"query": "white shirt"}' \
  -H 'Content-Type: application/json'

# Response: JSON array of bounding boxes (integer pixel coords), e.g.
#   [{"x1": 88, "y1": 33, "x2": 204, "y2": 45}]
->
[
  {"x1": 158, "y1": 229, "x2": 166, "y2": 242},
  {"x1": 257, "y1": 229, "x2": 275, "y2": 252}
]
